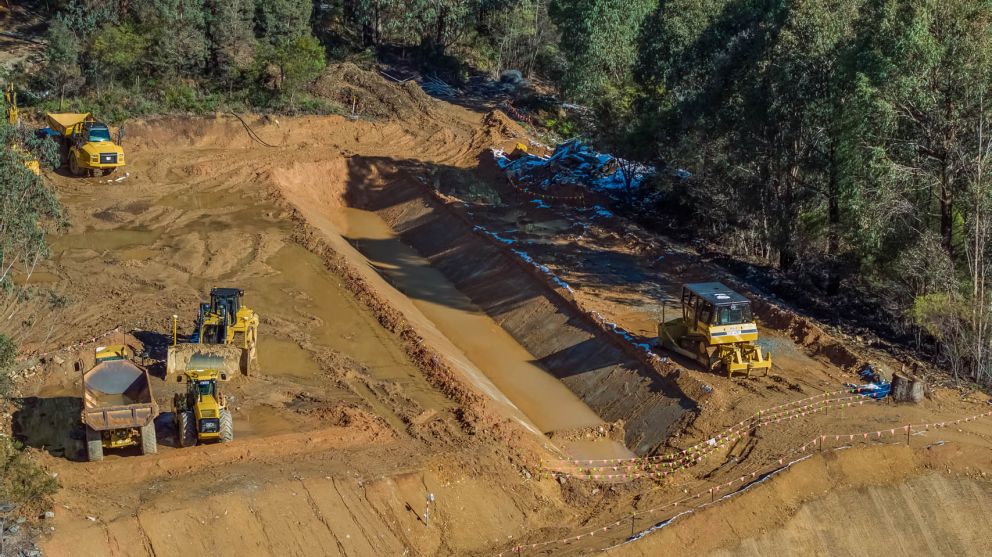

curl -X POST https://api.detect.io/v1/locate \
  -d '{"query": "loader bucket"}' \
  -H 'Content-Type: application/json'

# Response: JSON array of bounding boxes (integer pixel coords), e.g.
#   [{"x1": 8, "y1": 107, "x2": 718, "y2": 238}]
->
[{"x1": 166, "y1": 343, "x2": 247, "y2": 378}]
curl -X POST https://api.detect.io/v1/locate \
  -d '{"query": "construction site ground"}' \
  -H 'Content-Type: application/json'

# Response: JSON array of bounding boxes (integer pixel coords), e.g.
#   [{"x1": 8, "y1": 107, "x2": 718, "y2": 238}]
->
[{"x1": 5, "y1": 70, "x2": 992, "y2": 556}]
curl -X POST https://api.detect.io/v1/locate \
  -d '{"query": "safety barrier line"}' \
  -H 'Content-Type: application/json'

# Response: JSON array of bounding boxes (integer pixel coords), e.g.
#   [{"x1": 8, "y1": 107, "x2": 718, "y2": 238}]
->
[
  {"x1": 497, "y1": 407, "x2": 992, "y2": 555},
  {"x1": 545, "y1": 387, "x2": 879, "y2": 468},
  {"x1": 547, "y1": 397, "x2": 880, "y2": 480},
  {"x1": 547, "y1": 395, "x2": 876, "y2": 474}
]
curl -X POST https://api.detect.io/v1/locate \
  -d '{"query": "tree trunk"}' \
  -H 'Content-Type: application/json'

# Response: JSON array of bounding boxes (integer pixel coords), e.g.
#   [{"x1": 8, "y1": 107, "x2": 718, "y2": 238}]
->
[
  {"x1": 825, "y1": 138, "x2": 841, "y2": 295},
  {"x1": 940, "y1": 166, "x2": 954, "y2": 257},
  {"x1": 891, "y1": 371, "x2": 924, "y2": 403}
]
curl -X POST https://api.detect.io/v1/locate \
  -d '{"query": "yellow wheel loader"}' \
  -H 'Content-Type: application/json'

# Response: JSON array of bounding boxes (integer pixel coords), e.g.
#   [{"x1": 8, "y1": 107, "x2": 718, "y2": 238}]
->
[
  {"x1": 173, "y1": 357, "x2": 234, "y2": 447},
  {"x1": 45, "y1": 112, "x2": 125, "y2": 176},
  {"x1": 658, "y1": 282, "x2": 772, "y2": 378},
  {"x1": 4, "y1": 84, "x2": 40, "y2": 176},
  {"x1": 167, "y1": 287, "x2": 259, "y2": 378}
]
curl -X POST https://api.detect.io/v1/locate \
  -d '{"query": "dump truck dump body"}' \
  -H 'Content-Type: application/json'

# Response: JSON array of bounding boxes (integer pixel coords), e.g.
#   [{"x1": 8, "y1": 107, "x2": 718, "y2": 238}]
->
[
  {"x1": 45, "y1": 112, "x2": 96, "y2": 135},
  {"x1": 81, "y1": 359, "x2": 157, "y2": 431}
]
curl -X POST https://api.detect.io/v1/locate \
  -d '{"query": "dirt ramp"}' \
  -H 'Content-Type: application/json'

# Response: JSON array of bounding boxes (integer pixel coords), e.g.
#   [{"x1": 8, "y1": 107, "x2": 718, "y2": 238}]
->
[{"x1": 361, "y1": 165, "x2": 694, "y2": 454}]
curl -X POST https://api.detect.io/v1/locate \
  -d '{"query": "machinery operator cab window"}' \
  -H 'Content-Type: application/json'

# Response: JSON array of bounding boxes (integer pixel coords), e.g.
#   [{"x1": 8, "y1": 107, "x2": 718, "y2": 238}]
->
[
  {"x1": 87, "y1": 125, "x2": 112, "y2": 142},
  {"x1": 715, "y1": 303, "x2": 753, "y2": 325},
  {"x1": 696, "y1": 302, "x2": 753, "y2": 326},
  {"x1": 196, "y1": 380, "x2": 214, "y2": 397}
]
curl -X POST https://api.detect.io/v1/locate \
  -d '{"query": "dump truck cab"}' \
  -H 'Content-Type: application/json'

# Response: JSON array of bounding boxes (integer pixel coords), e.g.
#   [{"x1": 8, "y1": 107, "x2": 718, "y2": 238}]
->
[
  {"x1": 174, "y1": 361, "x2": 234, "y2": 446},
  {"x1": 658, "y1": 282, "x2": 772, "y2": 378}
]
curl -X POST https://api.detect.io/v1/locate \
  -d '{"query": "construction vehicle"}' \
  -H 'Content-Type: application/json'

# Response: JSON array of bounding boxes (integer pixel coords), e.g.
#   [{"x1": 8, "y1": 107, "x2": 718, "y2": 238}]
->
[
  {"x1": 45, "y1": 112, "x2": 125, "y2": 176},
  {"x1": 657, "y1": 282, "x2": 772, "y2": 378},
  {"x1": 173, "y1": 355, "x2": 234, "y2": 447},
  {"x1": 80, "y1": 345, "x2": 158, "y2": 461},
  {"x1": 4, "y1": 84, "x2": 40, "y2": 175},
  {"x1": 166, "y1": 287, "x2": 259, "y2": 377}
]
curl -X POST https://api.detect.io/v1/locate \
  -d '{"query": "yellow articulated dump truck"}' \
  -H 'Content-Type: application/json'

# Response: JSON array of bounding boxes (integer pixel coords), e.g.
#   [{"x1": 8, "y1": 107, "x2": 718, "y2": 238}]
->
[
  {"x1": 45, "y1": 112, "x2": 125, "y2": 176},
  {"x1": 81, "y1": 345, "x2": 158, "y2": 461}
]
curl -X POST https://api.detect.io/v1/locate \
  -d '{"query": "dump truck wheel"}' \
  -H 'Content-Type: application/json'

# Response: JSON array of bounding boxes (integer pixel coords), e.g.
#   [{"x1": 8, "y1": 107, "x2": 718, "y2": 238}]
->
[
  {"x1": 85, "y1": 426, "x2": 103, "y2": 462},
  {"x1": 68, "y1": 156, "x2": 80, "y2": 176},
  {"x1": 101, "y1": 168, "x2": 115, "y2": 176},
  {"x1": 178, "y1": 410, "x2": 197, "y2": 448},
  {"x1": 140, "y1": 422, "x2": 158, "y2": 455},
  {"x1": 219, "y1": 409, "x2": 234, "y2": 443}
]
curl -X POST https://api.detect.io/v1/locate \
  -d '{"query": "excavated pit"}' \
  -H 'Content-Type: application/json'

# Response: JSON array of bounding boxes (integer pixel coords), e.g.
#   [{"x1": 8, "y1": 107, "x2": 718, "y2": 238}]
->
[{"x1": 277, "y1": 157, "x2": 696, "y2": 455}]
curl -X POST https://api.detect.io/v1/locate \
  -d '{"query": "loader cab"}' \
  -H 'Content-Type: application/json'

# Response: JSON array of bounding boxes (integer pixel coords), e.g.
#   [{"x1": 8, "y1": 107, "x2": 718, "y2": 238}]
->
[
  {"x1": 681, "y1": 283, "x2": 758, "y2": 343},
  {"x1": 210, "y1": 288, "x2": 244, "y2": 326}
]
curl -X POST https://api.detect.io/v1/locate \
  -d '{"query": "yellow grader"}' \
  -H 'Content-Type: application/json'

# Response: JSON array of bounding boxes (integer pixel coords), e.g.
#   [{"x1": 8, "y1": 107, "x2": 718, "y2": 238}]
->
[
  {"x1": 658, "y1": 282, "x2": 772, "y2": 378},
  {"x1": 167, "y1": 287, "x2": 259, "y2": 378}
]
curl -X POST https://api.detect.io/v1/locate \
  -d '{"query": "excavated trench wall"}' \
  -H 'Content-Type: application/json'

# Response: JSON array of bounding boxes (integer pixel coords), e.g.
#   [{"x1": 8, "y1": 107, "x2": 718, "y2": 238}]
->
[{"x1": 358, "y1": 174, "x2": 695, "y2": 455}]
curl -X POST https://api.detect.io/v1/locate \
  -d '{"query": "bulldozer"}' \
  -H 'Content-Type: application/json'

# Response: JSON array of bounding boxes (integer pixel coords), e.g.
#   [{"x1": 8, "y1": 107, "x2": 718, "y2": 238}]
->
[
  {"x1": 167, "y1": 287, "x2": 259, "y2": 378},
  {"x1": 657, "y1": 282, "x2": 772, "y2": 378},
  {"x1": 173, "y1": 355, "x2": 234, "y2": 447},
  {"x1": 4, "y1": 84, "x2": 41, "y2": 176}
]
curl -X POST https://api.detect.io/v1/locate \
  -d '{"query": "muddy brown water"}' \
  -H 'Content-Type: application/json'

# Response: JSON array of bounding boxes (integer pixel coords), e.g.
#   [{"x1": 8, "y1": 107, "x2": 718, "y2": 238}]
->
[
  {"x1": 339, "y1": 207, "x2": 631, "y2": 456},
  {"x1": 51, "y1": 183, "x2": 450, "y2": 427}
]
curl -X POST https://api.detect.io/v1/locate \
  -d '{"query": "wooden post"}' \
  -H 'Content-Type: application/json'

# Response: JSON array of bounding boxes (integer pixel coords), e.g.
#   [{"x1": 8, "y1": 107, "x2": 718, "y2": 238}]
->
[
  {"x1": 630, "y1": 514, "x2": 636, "y2": 537},
  {"x1": 906, "y1": 425, "x2": 911, "y2": 446}
]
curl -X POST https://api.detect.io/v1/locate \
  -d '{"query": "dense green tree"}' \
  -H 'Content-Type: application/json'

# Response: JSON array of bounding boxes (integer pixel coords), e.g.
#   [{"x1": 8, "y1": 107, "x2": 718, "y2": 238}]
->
[
  {"x1": 206, "y1": 0, "x2": 257, "y2": 86},
  {"x1": 90, "y1": 23, "x2": 150, "y2": 85},
  {"x1": 854, "y1": 0, "x2": 992, "y2": 258},
  {"x1": 256, "y1": 0, "x2": 313, "y2": 44},
  {"x1": 256, "y1": 34, "x2": 327, "y2": 96},
  {"x1": 136, "y1": 0, "x2": 209, "y2": 76},
  {"x1": 550, "y1": 0, "x2": 655, "y2": 100},
  {"x1": 42, "y1": 19, "x2": 84, "y2": 99}
]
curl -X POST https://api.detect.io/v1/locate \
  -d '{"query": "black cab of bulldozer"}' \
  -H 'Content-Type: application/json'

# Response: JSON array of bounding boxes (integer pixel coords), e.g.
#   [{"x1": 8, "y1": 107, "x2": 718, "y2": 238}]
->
[
  {"x1": 210, "y1": 288, "x2": 243, "y2": 326},
  {"x1": 682, "y1": 282, "x2": 753, "y2": 329}
]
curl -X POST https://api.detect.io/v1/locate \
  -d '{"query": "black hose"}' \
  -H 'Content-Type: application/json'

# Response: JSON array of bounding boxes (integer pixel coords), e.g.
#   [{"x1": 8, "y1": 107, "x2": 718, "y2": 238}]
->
[{"x1": 228, "y1": 111, "x2": 282, "y2": 148}]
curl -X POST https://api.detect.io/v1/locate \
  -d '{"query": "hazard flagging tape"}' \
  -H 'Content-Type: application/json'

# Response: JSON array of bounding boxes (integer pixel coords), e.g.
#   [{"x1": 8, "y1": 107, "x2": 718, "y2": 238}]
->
[
  {"x1": 544, "y1": 387, "x2": 880, "y2": 469},
  {"x1": 545, "y1": 396, "x2": 879, "y2": 480},
  {"x1": 497, "y1": 408, "x2": 992, "y2": 555}
]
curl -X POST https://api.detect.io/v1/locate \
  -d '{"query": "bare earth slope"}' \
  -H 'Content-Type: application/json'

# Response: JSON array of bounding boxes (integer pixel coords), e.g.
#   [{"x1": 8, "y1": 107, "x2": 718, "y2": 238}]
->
[{"x1": 5, "y1": 68, "x2": 992, "y2": 556}]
